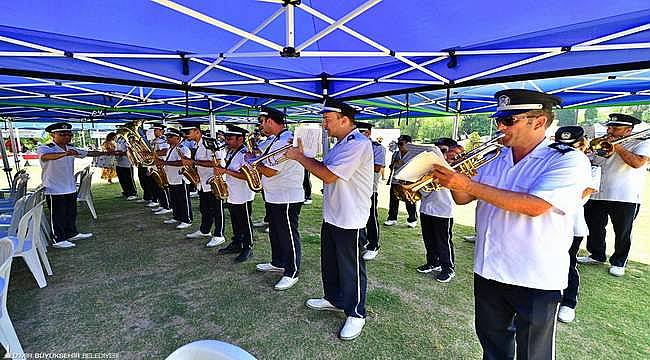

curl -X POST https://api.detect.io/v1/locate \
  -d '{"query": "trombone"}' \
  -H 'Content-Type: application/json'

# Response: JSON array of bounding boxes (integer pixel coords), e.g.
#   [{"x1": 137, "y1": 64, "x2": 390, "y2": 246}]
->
[{"x1": 588, "y1": 128, "x2": 650, "y2": 158}]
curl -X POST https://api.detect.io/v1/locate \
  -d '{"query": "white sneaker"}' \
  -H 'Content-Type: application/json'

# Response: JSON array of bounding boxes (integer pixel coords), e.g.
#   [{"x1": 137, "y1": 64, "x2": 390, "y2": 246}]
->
[
  {"x1": 577, "y1": 256, "x2": 604, "y2": 265},
  {"x1": 362, "y1": 249, "x2": 379, "y2": 261},
  {"x1": 305, "y1": 298, "x2": 344, "y2": 312},
  {"x1": 176, "y1": 222, "x2": 192, "y2": 229},
  {"x1": 154, "y1": 209, "x2": 173, "y2": 215},
  {"x1": 264, "y1": 227, "x2": 269, "y2": 233},
  {"x1": 186, "y1": 230, "x2": 211, "y2": 239},
  {"x1": 339, "y1": 317, "x2": 366, "y2": 340},
  {"x1": 407, "y1": 221, "x2": 417, "y2": 228},
  {"x1": 274, "y1": 276, "x2": 299, "y2": 291},
  {"x1": 256, "y1": 263, "x2": 285, "y2": 273},
  {"x1": 163, "y1": 219, "x2": 178, "y2": 224},
  {"x1": 190, "y1": 191, "x2": 199, "y2": 198},
  {"x1": 151, "y1": 206, "x2": 163, "y2": 212},
  {"x1": 135, "y1": 199, "x2": 147, "y2": 203},
  {"x1": 252, "y1": 220, "x2": 268, "y2": 228},
  {"x1": 126, "y1": 196, "x2": 138, "y2": 201},
  {"x1": 303, "y1": 199, "x2": 313, "y2": 205},
  {"x1": 609, "y1": 266, "x2": 625, "y2": 277},
  {"x1": 68, "y1": 232, "x2": 93, "y2": 241},
  {"x1": 146, "y1": 202, "x2": 160, "y2": 208},
  {"x1": 52, "y1": 240, "x2": 76, "y2": 249},
  {"x1": 558, "y1": 306, "x2": 576, "y2": 323},
  {"x1": 383, "y1": 220, "x2": 397, "y2": 226},
  {"x1": 206, "y1": 236, "x2": 226, "y2": 247},
  {"x1": 463, "y1": 235, "x2": 476, "y2": 243}
]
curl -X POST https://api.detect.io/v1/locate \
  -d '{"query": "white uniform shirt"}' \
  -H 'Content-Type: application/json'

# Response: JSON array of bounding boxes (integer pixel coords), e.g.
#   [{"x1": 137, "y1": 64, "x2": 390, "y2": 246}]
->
[
  {"x1": 419, "y1": 189, "x2": 454, "y2": 218},
  {"x1": 573, "y1": 165, "x2": 601, "y2": 237},
  {"x1": 473, "y1": 139, "x2": 591, "y2": 290},
  {"x1": 372, "y1": 141, "x2": 386, "y2": 193},
  {"x1": 389, "y1": 150, "x2": 408, "y2": 185},
  {"x1": 590, "y1": 139, "x2": 650, "y2": 203},
  {"x1": 37, "y1": 143, "x2": 88, "y2": 195},
  {"x1": 115, "y1": 139, "x2": 132, "y2": 168},
  {"x1": 261, "y1": 129, "x2": 304, "y2": 204},
  {"x1": 151, "y1": 136, "x2": 169, "y2": 160},
  {"x1": 164, "y1": 144, "x2": 191, "y2": 185},
  {"x1": 225, "y1": 146, "x2": 255, "y2": 205},
  {"x1": 323, "y1": 129, "x2": 374, "y2": 229},
  {"x1": 194, "y1": 137, "x2": 225, "y2": 193}
]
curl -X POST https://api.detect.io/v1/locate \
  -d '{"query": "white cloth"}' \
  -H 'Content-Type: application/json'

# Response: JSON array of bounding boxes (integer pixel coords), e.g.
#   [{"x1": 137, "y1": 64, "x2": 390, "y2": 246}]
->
[
  {"x1": 261, "y1": 129, "x2": 304, "y2": 204},
  {"x1": 590, "y1": 139, "x2": 650, "y2": 203},
  {"x1": 389, "y1": 150, "x2": 408, "y2": 185},
  {"x1": 115, "y1": 139, "x2": 132, "y2": 168},
  {"x1": 194, "y1": 137, "x2": 225, "y2": 192},
  {"x1": 164, "y1": 144, "x2": 191, "y2": 185},
  {"x1": 151, "y1": 136, "x2": 169, "y2": 160},
  {"x1": 473, "y1": 139, "x2": 591, "y2": 290},
  {"x1": 419, "y1": 188, "x2": 454, "y2": 218},
  {"x1": 323, "y1": 129, "x2": 374, "y2": 229},
  {"x1": 37, "y1": 143, "x2": 87, "y2": 195},
  {"x1": 225, "y1": 146, "x2": 255, "y2": 205},
  {"x1": 372, "y1": 141, "x2": 386, "y2": 192},
  {"x1": 573, "y1": 165, "x2": 602, "y2": 237}
]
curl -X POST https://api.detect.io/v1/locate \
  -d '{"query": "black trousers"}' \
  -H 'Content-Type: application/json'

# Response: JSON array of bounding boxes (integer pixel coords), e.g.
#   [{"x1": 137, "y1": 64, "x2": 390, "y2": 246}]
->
[
  {"x1": 365, "y1": 192, "x2": 380, "y2": 250},
  {"x1": 116, "y1": 166, "x2": 137, "y2": 197},
  {"x1": 156, "y1": 186, "x2": 171, "y2": 209},
  {"x1": 198, "y1": 191, "x2": 224, "y2": 236},
  {"x1": 321, "y1": 222, "x2": 367, "y2": 318},
  {"x1": 267, "y1": 202, "x2": 302, "y2": 278},
  {"x1": 303, "y1": 169, "x2": 312, "y2": 200},
  {"x1": 169, "y1": 183, "x2": 192, "y2": 223},
  {"x1": 420, "y1": 213, "x2": 455, "y2": 269},
  {"x1": 46, "y1": 193, "x2": 78, "y2": 242},
  {"x1": 137, "y1": 166, "x2": 156, "y2": 202},
  {"x1": 562, "y1": 236, "x2": 583, "y2": 309},
  {"x1": 474, "y1": 274, "x2": 561, "y2": 360},
  {"x1": 228, "y1": 201, "x2": 253, "y2": 249},
  {"x1": 387, "y1": 184, "x2": 417, "y2": 222},
  {"x1": 584, "y1": 199, "x2": 640, "y2": 266}
]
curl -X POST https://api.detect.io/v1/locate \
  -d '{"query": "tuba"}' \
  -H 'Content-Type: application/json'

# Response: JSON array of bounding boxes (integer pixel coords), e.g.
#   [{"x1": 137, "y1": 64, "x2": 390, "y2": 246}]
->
[
  {"x1": 394, "y1": 132, "x2": 505, "y2": 203},
  {"x1": 116, "y1": 120, "x2": 156, "y2": 167},
  {"x1": 241, "y1": 141, "x2": 294, "y2": 192},
  {"x1": 588, "y1": 128, "x2": 650, "y2": 158},
  {"x1": 206, "y1": 148, "x2": 229, "y2": 200}
]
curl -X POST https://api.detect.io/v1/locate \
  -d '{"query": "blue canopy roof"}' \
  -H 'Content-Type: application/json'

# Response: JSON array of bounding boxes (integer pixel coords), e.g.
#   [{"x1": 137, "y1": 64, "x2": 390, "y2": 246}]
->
[{"x1": 0, "y1": 0, "x2": 648, "y2": 101}]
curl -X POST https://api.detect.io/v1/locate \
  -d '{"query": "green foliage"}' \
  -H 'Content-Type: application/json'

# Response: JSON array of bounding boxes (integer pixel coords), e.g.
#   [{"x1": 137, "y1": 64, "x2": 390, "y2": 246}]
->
[
  {"x1": 460, "y1": 114, "x2": 493, "y2": 137},
  {"x1": 416, "y1": 117, "x2": 454, "y2": 142},
  {"x1": 374, "y1": 118, "x2": 395, "y2": 129},
  {"x1": 557, "y1": 109, "x2": 579, "y2": 126},
  {"x1": 466, "y1": 132, "x2": 483, "y2": 150}
]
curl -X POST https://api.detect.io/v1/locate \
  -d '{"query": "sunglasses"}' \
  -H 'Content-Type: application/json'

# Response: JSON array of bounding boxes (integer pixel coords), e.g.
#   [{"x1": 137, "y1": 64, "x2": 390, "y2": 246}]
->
[
  {"x1": 57, "y1": 132, "x2": 73, "y2": 136},
  {"x1": 493, "y1": 115, "x2": 539, "y2": 127}
]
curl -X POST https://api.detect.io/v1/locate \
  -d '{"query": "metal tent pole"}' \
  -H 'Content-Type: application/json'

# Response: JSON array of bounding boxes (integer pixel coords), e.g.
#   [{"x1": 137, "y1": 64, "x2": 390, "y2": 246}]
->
[
  {"x1": 0, "y1": 120, "x2": 13, "y2": 188},
  {"x1": 7, "y1": 119, "x2": 21, "y2": 171}
]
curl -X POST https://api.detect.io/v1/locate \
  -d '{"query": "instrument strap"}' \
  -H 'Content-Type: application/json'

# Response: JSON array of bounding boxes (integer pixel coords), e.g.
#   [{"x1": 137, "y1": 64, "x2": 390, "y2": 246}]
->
[
  {"x1": 226, "y1": 144, "x2": 245, "y2": 168},
  {"x1": 261, "y1": 128, "x2": 288, "y2": 156}
]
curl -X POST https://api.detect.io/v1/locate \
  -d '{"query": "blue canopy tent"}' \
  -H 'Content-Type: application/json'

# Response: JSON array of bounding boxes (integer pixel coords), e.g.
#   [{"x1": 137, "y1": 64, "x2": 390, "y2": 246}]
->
[{"x1": 0, "y1": 0, "x2": 648, "y2": 102}]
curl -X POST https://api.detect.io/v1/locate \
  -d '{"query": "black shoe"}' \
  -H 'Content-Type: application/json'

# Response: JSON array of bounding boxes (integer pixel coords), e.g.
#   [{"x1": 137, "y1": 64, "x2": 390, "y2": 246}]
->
[
  {"x1": 436, "y1": 268, "x2": 455, "y2": 283},
  {"x1": 416, "y1": 263, "x2": 442, "y2": 274},
  {"x1": 218, "y1": 242, "x2": 242, "y2": 255},
  {"x1": 234, "y1": 248, "x2": 253, "y2": 263}
]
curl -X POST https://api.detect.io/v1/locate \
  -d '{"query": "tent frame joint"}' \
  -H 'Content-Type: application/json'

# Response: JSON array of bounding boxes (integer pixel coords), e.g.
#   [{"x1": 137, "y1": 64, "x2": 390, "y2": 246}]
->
[
  {"x1": 280, "y1": 46, "x2": 300, "y2": 57},
  {"x1": 282, "y1": 0, "x2": 301, "y2": 6}
]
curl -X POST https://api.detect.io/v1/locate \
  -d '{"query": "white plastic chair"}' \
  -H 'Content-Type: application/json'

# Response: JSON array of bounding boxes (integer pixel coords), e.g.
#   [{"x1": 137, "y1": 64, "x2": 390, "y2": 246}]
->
[
  {"x1": 165, "y1": 340, "x2": 256, "y2": 360},
  {"x1": 0, "y1": 238, "x2": 24, "y2": 358},
  {"x1": 77, "y1": 168, "x2": 97, "y2": 220},
  {"x1": 4, "y1": 201, "x2": 48, "y2": 288}
]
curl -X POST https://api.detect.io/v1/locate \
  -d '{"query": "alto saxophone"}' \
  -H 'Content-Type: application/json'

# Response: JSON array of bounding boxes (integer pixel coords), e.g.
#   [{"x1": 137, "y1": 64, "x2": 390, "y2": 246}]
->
[
  {"x1": 207, "y1": 152, "x2": 229, "y2": 200},
  {"x1": 177, "y1": 146, "x2": 201, "y2": 186},
  {"x1": 150, "y1": 142, "x2": 169, "y2": 188}
]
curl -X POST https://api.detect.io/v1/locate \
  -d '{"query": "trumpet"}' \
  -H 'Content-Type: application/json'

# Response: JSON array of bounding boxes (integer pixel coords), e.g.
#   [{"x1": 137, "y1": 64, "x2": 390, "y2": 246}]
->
[
  {"x1": 240, "y1": 141, "x2": 294, "y2": 192},
  {"x1": 588, "y1": 128, "x2": 650, "y2": 158},
  {"x1": 207, "y1": 151, "x2": 229, "y2": 200},
  {"x1": 394, "y1": 132, "x2": 505, "y2": 203}
]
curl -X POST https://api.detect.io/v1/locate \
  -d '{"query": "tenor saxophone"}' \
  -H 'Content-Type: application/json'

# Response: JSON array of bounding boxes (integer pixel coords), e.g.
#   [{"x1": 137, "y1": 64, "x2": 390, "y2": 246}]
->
[{"x1": 207, "y1": 152, "x2": 229, "y2": 200}]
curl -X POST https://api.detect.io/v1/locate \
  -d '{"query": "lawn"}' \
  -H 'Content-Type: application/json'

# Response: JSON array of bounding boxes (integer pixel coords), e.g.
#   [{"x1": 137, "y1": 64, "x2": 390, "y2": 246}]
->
[{"x1": 4, "y1": 183, "x2": 649, "y2": 359}]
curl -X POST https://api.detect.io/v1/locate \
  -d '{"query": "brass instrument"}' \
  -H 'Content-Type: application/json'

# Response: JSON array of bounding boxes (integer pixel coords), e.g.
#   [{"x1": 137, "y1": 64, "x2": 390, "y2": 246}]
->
[
  {"x1": 116, "y1": 120, "x2": 156, "y2": 167},
  {"x1": 589, "y1": 128, "x2": 650, "y2": 158},
  {"x1": 244, "y1": 129, "x2": 263, "y2": 158},
  {"x1": 241, "y1": 141, "x2": 294, "y2": 192},
  {"x1": 150, "y1": 142, "x2": 169, "y2": 188},
  {"x1": 394, "y1": 132, "x2": 505, "y2": 203},
  {"x1": 176, "y1": 145, "x2": 201, "y2": 185},
  {"x1": 207, "y1": 151, "x2": 229, "y2": 200}
]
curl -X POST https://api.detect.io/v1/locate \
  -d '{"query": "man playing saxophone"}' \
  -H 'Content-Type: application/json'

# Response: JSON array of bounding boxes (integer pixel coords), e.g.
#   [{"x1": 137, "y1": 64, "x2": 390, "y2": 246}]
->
[
  {"x1": 162, "y1": 127, "x2": 193, "y2": 229},
  {"x1": 254, "y1": 106, "x2": 304, "y2": 291},
  {"x1": 150, "y1": 123, "x2": 173, "y2": 215},
  {"x1": 179, "y1": 122, "x2": 227, "y2": 247},
  {"x1": 578, "y1": 114, "x2": 650, "y2": 277},
  {"x1": 213, "y1": 125, "x2": 255, "y2": 262}
]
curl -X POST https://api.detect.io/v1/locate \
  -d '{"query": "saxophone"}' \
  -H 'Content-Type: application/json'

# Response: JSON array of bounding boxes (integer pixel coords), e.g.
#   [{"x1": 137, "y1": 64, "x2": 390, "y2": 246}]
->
[
  {"x1": 240, "y1": 141, "x2": 293, "y2": 192},
  {"x1": 150, "y1": 141, "x2": 169, "y2": 188},
  {"x1": 176, "y1": 145, "x2": 201, "y2": 186},
  {"x1": 207, "y1": 151, "x2": 229, "y2": 200}
]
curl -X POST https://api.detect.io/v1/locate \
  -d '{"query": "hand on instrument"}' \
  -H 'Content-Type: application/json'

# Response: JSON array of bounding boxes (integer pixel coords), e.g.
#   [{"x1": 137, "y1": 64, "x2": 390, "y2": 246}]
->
[
  {"x1": 285, "y1": 138, "x2": 304, "y2": 160},
  {"x1": 66, "y1": 149, "x2": 79, "y2": 156},
  {"x1": 430, "y1": 164, "x2": 471, "y2": 192},
  {"x1": 213, "y1": 166, "x2": 227, "y2": 175},
  {"x1": 181, "y1": 158, "x2": 193, "y2": 167}
]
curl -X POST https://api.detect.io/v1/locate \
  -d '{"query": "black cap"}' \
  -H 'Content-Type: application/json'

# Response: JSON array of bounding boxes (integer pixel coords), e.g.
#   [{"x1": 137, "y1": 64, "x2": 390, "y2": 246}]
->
[
  {"x1": 164, "y1": 127, "x2": 182, "y2": 137},
  {"x1": 258, "y1": 106, "x2": 285, "y2": 124},
  {"x1": 434, "y1": 137, "x2": 458, "y2": 147},
  {"x1": 45, "y1": 122, "x2": 73, "y2": 133},
  {"x1": 223, "y1": 124, "x2": 248, "y2": 137},
  {"x1": 554, "y1": 126, "x2": 585, "y2": 145},
  {"x1": 149, "y1": 122, "x2": 166, "y2": 130},
  {"x1": 356, "y1": 121, "x2": 373, "y2": 130},
  {"x1": 491, "y1": 89, "x2": 562, "y2": 118},
  {"x1": 605, "y1": 113, "x2": 641, "y2": 127},
  {"x1": 397, "y1": 134, "x2": 412, "y2": 143},
  {"x1": 321, "y1": 99, "x2": 357, "y2": 120},
  {"x1": 179, "y1": 121, "x2": 201, "y2": 131}
]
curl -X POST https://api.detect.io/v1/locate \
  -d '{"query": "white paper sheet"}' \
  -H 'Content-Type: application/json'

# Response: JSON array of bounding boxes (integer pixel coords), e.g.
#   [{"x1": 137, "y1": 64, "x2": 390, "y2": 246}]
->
[
  {"x1": 394, "y1": 146, "x2": 450, "y2": 182},
  {"x1": 293, "y1": 127, "x2": 322, "y2": 158}
]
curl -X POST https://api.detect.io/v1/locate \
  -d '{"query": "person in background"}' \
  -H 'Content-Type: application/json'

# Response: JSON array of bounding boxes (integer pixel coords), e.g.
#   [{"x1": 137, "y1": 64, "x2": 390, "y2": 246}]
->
[
  {"x1": 303, "y1": 169, "x2": 312, "y2": 205},
  {"x1": 385, "y1": 135, "x2": 418, "y2": 228},
  {"x1": 100, "y1": 132, "x2": 117, "y2": 184},
  {"x1": 114, "y1": 127, "x2": 138, "y2": 201}
]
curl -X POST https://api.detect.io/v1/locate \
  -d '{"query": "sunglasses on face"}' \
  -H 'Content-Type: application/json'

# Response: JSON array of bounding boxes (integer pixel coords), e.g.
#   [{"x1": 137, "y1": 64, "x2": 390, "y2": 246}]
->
[
  {"x1": 57, "y1": 132, "x2": 73, "y2": 137},
  {"x1": 493, "y1": 114, "x2": 539, "y2": 127}
]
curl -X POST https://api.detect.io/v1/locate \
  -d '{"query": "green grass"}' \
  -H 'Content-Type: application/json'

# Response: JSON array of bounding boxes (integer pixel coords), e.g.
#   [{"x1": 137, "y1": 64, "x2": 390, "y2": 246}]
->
[{"x1": 5, "y1": 183, "x2": 650, "y2": 359}]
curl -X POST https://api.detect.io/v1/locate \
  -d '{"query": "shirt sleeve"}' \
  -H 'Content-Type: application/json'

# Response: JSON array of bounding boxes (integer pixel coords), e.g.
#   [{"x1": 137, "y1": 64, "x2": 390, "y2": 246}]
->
[
  {"x1": 326, "y1": 141, "x2": 371, "y2": 181},
  {"x1": 262, "y1": 135, "x2": 293, "y2": 171},
  {"x1": 37, "y1": 145, "x2": 54, "y2": 156},
  {"x1": 71, "y1": 146, "x2": 88, "y2": 158},
  {"x1": 528, "y1": 152, "x2": 591, "y2": 215},
  {"x1": 374, "y1": 145, "x2": 386, "y2": 166},
  {"x1": 631, "y1": 139, "x2": 650, "y2": 157}
]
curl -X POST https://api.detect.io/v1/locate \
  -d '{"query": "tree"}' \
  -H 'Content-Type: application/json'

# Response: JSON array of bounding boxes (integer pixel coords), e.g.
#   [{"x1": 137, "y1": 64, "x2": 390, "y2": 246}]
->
[
  {"x1": 460, "y1": 114, "x2": 492, "y2": 137},
  {"x1": 583, "y1": 108, "x2": 598, "y2": 124},
  {"x1": 556, "y1": 109, "x2": 579, "y2": 126}
]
